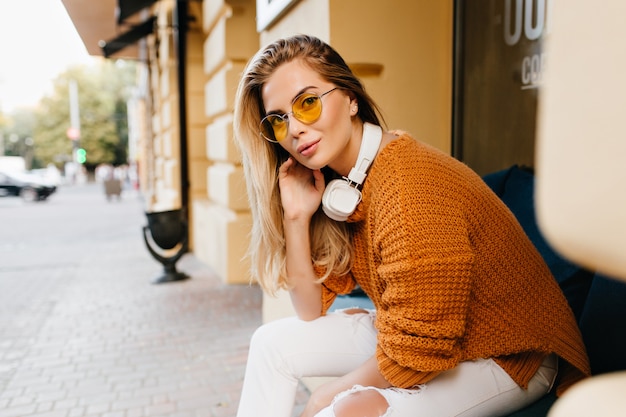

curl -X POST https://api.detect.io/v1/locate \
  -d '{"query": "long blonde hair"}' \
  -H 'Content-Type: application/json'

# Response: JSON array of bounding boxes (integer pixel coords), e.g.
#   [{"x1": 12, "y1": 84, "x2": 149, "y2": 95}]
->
[{"x1": 233, "y1": 34, "x2": 384, "y2": 295}]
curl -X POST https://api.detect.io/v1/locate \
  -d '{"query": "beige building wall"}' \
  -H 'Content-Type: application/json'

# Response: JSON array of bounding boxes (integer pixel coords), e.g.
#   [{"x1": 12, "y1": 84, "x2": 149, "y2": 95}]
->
[
  {"x1": 191, "y1": 0, "x2": 258, "y2": 284},
  {"x1": 140, "y1": 0, "x2": 207, "y2": 258},
  {"x1": 185, "y1": 10, "x2": 210, "y2": 253},
  {"x1": 142, "y1": 0, "x2": 182, "y2": 212},
  {"x1": 140, "y1": 0, "x2": 253, "y2": 280}
]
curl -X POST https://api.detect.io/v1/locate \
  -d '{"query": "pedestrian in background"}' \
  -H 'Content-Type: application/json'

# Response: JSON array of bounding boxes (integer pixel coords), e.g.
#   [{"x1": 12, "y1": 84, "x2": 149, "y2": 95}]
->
[{"x1": 232, "y1": 34, "x2": 590, "y2": 417}]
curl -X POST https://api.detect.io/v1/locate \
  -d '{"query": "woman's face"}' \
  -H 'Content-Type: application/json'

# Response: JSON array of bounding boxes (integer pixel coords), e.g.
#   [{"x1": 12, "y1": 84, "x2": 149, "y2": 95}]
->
[{"x1": 261, "y1": 59, "x2": 358, "y2": 174}]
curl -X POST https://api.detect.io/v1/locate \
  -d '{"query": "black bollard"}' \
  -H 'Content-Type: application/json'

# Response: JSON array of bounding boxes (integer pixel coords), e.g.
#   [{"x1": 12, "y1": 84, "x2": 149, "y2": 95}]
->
[{"x1": 142, "y1": 209, "x2": 190, "y2": 284}]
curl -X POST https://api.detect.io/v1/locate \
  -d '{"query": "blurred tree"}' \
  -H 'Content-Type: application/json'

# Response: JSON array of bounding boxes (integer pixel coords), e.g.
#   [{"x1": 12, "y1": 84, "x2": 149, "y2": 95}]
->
[
  {"x1": 0, "y1": 109, "x2": 7, "y2": 156},
  {"x1": 0, "y1": 109, "x2": 41, "y2": 169},
  {"x1": 5, "y1": 109, "x2": 39, "y2": 168},
  {"x1": 33, "y1": 59, "x2": 137, "y2": 171},
  {"x1": 0, "y1": 108, "x2": 6, "y2": 131}
]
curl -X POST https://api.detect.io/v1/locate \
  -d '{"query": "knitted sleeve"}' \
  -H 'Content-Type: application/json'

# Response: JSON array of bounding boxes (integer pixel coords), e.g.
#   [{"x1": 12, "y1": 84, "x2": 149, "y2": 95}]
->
[
  {"x1": 371, "y1": 142, "x2": 477, "y2": 388},
  {"x1": 314, "y1": 265, "x2": 357, "y2": 315}
]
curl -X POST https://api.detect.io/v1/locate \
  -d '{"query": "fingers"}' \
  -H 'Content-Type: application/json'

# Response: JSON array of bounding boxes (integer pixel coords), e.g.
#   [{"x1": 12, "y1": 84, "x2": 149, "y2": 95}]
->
[
  {"x1": 279, "y1": 158, "x2": 315, "y2": 184},
  {"x1": 278, "y1": 157, "x2": 295, "y2": 176},
  {"x1": 312, "y1": 169, "x2": 326, "y2": 192}
]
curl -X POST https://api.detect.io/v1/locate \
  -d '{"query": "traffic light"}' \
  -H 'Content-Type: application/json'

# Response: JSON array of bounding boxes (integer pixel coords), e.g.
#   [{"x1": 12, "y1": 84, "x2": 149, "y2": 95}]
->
[{"x1": 76, "y1": 148, "x2": 87, "y2": 164}]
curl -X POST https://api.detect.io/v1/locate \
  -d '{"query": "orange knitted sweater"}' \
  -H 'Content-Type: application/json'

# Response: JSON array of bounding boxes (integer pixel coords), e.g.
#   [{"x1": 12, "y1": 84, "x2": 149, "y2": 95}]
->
[{"x1": 320, "y1": 132, "x2": 590, "y2": 395}]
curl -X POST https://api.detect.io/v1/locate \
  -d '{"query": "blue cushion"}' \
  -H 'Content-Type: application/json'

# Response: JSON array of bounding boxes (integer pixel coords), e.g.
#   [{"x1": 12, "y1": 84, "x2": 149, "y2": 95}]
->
[
  {"x1": 330, "y1": 294, "x2": 375, "y2": 311},
  {"x1": 330, "y1": 286, "x2": 375, "y2": 311},
  {"x1": 578, "y1": 273, "x2": 626, "y2": 375},
  {"x1": 482, "y1": 166, "x2": 594, "y2": 321}
]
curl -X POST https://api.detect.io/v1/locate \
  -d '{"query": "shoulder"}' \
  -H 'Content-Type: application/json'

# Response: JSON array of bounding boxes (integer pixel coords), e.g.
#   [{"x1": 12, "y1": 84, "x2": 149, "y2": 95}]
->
[
  {"x1": 368, "y1": 130, "x2": 492, "y2": 207},
  {"x1": 379, "y1": 130, "x2": 453, "y2": 162},
  {"x1": 373, "y1": 131, "x2": 467, "y2": 183}
]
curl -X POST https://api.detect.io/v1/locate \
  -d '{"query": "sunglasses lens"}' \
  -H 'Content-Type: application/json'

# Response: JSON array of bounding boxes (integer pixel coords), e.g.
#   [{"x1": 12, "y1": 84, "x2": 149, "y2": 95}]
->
[
  {"x1": 259, "y1": 91, "x2": 329, "y2": 142},
  {"x1": 293, "y1": 93, "x2": 322, "y2": 123},
  {"x1": 260, "y1": 115, "x2": 287, "y2": 142}
]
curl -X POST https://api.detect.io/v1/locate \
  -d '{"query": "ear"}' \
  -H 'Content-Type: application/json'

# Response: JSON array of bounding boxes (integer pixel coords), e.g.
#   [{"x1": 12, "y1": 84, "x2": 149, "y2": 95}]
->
[{"x1": 349, "y1": 96, "x2": 359, "y2": 115}]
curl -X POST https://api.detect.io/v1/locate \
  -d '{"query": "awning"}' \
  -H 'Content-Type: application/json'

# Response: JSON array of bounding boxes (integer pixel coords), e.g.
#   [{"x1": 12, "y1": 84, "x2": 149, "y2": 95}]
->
[
  {"x1": 116, "y1": 0, "x2": 159, "y2": 24},
  {"x1": 100, "y1": 16, "x2": 156, "y2": 58}
]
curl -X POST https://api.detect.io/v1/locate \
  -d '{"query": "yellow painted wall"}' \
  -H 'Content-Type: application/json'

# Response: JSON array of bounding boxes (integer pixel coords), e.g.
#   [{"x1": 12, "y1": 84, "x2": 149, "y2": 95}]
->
[
  {"x1": 329, "y1": 0, "x2": 453, "y2": 153},
  {"x1": 260, "y1": 0, "x2": 330, "y2": 44}
]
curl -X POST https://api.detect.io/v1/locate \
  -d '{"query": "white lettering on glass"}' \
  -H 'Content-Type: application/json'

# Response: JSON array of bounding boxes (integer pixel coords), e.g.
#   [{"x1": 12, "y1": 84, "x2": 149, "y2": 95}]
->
[
  {"x1": 524, "y1": 0, "x2": 544, "y2": 40},
  {"x1": 503, "y1": 0, "x2": 552, "y2": 89},
  {"x1": 521, "y1": 53, "x2": 547, "y2": 88},
  {"x1": 504, "y1": 0, "x2": 523, "y2": 46},
  {"x1": 504, "y1": 0, "x2": 551, "y2": 45}
]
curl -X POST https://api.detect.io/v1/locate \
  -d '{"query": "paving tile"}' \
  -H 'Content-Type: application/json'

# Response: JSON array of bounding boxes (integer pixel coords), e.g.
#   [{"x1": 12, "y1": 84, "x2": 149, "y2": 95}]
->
[{"x1": 0, "y1": 184, "x2": 310, "y2": 416}]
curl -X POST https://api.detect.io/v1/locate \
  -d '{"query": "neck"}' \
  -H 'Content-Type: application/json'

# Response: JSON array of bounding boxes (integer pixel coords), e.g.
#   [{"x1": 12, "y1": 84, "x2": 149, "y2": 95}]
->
[
  {"x1": 328, "y1": 122, "x2": 365, "y2": 177},
  {"x1": 331, "y1": 122, "x2": 383, "y2": 182}
]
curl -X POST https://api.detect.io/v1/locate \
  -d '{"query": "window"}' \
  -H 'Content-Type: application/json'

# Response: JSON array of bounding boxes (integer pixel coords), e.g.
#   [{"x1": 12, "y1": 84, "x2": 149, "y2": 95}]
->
[{"x1": 453, "y1": 0, "x2": 549, "y2": 175}]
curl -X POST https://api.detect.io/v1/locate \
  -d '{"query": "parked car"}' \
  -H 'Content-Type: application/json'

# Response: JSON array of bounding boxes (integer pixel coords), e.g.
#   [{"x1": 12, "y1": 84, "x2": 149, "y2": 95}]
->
[{"x1": 0, "y1": 170, "x2": 57, "y2": 202}]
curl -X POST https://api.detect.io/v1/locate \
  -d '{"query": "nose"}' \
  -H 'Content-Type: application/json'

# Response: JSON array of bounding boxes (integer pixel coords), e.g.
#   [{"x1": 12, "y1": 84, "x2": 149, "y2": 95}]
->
[{"x1": 286, "y1": 113, "x2": 307, "y2": 138}]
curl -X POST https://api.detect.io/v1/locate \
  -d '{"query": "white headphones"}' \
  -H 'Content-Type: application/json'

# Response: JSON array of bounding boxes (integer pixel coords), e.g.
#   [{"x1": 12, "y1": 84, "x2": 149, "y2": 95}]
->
[{"x1": 322, "y1": 122, "x2": 383, "y2": 221}]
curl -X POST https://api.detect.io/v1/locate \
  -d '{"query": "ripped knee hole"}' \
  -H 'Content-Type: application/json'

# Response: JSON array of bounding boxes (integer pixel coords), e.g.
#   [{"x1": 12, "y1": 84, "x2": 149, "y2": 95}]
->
[{"x1": 333, "y1": 389, "x2": 389, "y2": 417}]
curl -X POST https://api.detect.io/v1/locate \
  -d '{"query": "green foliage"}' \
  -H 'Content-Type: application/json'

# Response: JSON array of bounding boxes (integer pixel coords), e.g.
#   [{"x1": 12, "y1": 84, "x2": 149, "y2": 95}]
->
[
  {"x1": 31, "y1": 59, "x2": 138, "y2": 170},
  {"x1": 1, "y1": 109, "x2": 40, "y2": 168}
]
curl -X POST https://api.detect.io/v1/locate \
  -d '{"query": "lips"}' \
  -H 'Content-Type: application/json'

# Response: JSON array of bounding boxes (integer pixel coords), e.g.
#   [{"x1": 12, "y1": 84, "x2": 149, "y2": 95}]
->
[{"x1": 297, "y1": 139, "x2": 320, "y2": 156}]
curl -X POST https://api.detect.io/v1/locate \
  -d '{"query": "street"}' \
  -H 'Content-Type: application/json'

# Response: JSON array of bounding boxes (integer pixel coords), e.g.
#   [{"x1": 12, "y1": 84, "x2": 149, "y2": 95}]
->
[
  {"x1": 0, "y1": 182, "x2": 148, "y2": 274},
  {"x1": 0, "y1": 182, "x2": 268, "y2": 417}
]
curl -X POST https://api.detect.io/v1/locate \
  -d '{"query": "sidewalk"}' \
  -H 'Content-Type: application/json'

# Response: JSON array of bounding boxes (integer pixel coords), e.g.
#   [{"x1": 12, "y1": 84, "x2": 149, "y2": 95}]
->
[{"x1": 0, "y1": 183, "x2": 307, "y2": 417}]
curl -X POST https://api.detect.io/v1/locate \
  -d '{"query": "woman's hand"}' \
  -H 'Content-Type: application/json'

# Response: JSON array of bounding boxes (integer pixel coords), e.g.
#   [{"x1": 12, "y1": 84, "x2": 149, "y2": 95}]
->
[
  {"x1": 278, "y1": 157, "x2": 324, "y2": 319},
  {"x1": 278, "y1": 157, "x2": 325, "y2": 221}
]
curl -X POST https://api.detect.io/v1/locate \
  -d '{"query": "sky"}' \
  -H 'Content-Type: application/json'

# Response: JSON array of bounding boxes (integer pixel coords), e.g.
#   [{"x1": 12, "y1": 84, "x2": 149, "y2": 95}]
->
[{"x1": 0, "y1": 0, "x2": 96, "y2": 113}]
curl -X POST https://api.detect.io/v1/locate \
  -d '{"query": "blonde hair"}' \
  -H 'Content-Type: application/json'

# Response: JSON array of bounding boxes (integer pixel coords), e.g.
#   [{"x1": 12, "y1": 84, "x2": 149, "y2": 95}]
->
[{"x1": 233, "y1": 34, "x2": 384, "y2": 295}]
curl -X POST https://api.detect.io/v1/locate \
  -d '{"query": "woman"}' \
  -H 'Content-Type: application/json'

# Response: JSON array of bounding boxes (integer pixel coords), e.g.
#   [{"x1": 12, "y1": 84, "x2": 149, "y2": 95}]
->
[{"x1": 233, "y1": 34, "x2": 589, "y2": 417}]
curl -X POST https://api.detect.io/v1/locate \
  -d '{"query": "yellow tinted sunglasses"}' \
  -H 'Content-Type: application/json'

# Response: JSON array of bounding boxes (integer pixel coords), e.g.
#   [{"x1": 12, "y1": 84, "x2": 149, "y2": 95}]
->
[{"x1": 260, "y1": 87, "x2": 339, "y2": 143}]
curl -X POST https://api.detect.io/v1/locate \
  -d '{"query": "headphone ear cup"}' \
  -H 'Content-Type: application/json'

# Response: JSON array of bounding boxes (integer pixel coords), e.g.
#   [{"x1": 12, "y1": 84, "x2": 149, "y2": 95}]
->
[{"x1": 322, "y1": 179, "x2": 362, "y2": 221}]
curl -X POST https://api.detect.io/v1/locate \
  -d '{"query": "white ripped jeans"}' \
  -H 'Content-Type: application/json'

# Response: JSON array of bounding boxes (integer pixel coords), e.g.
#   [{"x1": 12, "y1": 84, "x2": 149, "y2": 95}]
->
[{"x1": 236, "y1": 310, "x2": 557, "y2": 417}]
